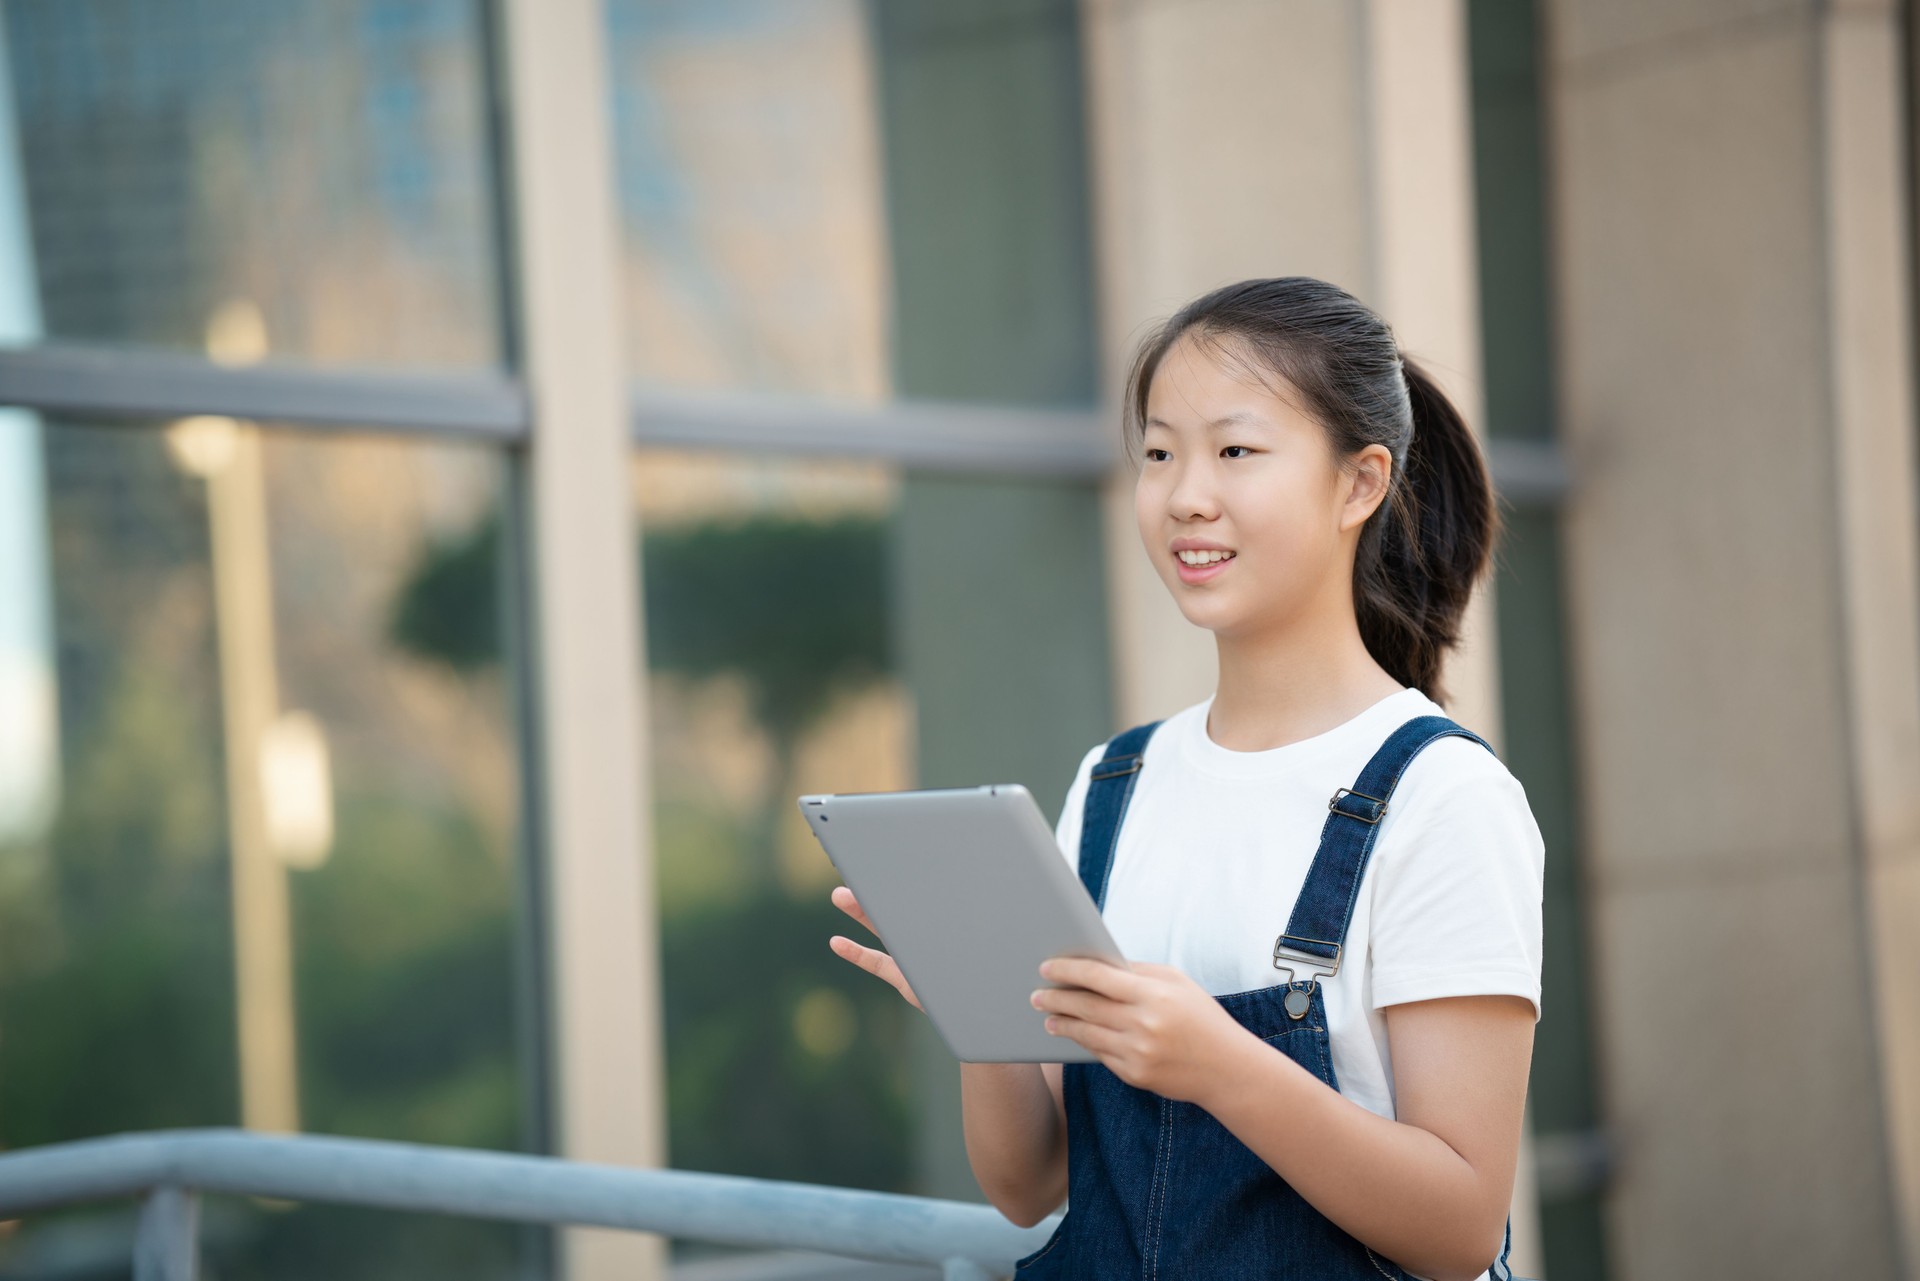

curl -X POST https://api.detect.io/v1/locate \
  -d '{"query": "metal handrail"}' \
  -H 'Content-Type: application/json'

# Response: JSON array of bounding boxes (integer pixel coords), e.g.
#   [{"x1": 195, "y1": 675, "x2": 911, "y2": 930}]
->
[{"x1": 0, "y1": 1128, "x2": 1056, "y2": 1281}]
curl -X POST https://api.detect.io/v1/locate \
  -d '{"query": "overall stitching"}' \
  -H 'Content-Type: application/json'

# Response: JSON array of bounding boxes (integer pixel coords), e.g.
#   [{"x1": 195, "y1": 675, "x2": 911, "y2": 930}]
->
[
  {"x1": 1016, "y1": 1219, "x2": 1064, "y2": 1270},
  {"x1": 1365, "y1": 1245, "x2": 1404, "y2": 1279},
  {"x1": 1147, "y1": 1093, "x2": 1172, "y2": 1281},
  {"x1": 1096, "y1": 766, "x2": 1142, "y2": 910}
]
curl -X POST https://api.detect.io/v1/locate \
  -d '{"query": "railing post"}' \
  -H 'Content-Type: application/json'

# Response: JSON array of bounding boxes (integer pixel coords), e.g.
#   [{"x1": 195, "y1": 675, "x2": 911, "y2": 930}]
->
[
  {"x1": 133, "y1": 1184, "x2": 199, "y2": 1281},
  {"x1": 941, "y1": 1258, "x2": 998, "y2": 1281}
]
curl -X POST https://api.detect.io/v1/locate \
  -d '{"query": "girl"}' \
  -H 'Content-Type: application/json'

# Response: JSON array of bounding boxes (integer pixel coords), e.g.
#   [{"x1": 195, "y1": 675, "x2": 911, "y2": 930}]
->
[{"x1": 829, "y1": 276, "x2": 1543, "y2": 1281}]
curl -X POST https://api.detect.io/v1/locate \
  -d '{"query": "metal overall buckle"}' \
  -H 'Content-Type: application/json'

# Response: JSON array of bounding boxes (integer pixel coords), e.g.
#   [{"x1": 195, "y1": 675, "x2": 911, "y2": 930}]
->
[
  {"x1": 1273, "y1": 934, "x2": 1342, "y2": 1020},
  {"x1": 1328, "y1": 787, "x2": 1389, "y2": 823}
]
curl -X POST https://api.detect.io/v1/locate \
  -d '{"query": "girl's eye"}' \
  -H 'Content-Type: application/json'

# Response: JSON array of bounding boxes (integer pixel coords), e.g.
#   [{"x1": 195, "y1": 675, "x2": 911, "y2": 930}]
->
[
  {"x1": 1144, "y1": 448, "x2": 1171, "y2": 462},
  {"x1": 1222, "y1": 445, "x2": 1254, "y2": 459}
]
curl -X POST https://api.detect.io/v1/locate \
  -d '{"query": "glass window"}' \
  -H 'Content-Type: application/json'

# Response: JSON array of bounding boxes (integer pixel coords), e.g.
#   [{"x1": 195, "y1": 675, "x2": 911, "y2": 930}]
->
[
  {"x1": 613, "y1": 0, "x2": 1113, "y2": 1224},
  {"x1": 632, "y1": 452, "x2": 1111, "y2": 1242},
  {"x1": 0, "y1": 0, "x2": 502, "y2": 368},
  {"x1": 634, "y1": 450, "x2": 915, "y2": 1215},
  {"x1": 0, "y1": 417, "x2": 542, "y2": 1280},
  {"x1": 606, "y1": 0, "x2": 892, "y2": 402},
  {"x1": 605, "y1": 0, "x2": 1099, "y2": 411}
]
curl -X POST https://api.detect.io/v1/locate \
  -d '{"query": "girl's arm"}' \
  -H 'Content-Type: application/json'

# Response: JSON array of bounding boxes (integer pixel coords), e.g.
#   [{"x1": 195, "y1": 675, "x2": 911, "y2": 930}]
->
[
  {"x1": 1033, "y1": 959, "x2": 1533, "y2": 1281},
  {"x1": 1201, "y1": 992, "x2": 1534, "y2": 1281},
  {"x1": 958, "y1": 1060, "x2": 1067, "y2": 1228},
  {"x1": 829, "y1": 887, "x2": 1069, "y2": 1227}
]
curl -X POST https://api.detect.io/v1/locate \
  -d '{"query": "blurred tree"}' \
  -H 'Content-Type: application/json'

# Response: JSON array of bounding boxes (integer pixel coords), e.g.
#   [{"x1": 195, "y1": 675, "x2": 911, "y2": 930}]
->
[
  {"x1": 392, "y1": 507, "x2": 890, "y2": 743},
  {"x1": 639, "y1": 515, "x2": 890, "y2": 748},
  {"x1": 389, "y1": 509, "x2": 503, "y2": 673}
]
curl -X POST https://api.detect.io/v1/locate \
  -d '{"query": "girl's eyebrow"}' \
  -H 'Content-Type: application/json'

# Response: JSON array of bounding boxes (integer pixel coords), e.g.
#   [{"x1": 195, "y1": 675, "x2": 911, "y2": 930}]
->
[{"x1": 1144, "y1": 411, "x2": 1272, "y2": 431}]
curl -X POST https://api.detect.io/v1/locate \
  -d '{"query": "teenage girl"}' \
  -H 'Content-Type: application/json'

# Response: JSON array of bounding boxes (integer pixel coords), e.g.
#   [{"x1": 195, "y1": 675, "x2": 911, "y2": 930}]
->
[{"x1": 828, "y1": 276, "x2": 1543, "y2": 1281}]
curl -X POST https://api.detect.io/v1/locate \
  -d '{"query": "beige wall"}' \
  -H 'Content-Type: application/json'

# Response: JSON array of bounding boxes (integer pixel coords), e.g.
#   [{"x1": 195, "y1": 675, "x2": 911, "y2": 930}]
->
[
  {"x1": 1825, "y1": 8, "x2": 1920, "y2": 1274},
  {"x1": 1544, "y1": 0, "x2": 1918, "y2": 1275}
]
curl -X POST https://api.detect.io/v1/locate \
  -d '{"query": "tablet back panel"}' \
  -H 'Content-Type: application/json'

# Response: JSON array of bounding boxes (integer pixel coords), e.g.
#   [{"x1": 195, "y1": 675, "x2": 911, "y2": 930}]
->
[{"x1": 800, "y1": 784, "x2": 1126, "y2": 1063}]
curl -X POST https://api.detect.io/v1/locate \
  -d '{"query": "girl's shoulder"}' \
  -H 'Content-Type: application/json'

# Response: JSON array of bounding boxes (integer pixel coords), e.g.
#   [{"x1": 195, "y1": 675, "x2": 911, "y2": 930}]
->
[
  {"x1": 1347, "y1": 687, "x2": 1526, "y2": 800},
  {"x1": 1374, "y1": 724, "x2": 1544, "y2": 888},
  {"x1": 1387, "y1": 705, "x2": 1533, "y2": 812}
]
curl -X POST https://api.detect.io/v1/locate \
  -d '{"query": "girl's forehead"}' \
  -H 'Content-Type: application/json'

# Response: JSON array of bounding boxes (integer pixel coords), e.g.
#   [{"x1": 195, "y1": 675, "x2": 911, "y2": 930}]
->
[{"x1": 1147, "y1": 331, "x2": 1311, "y2": 430}]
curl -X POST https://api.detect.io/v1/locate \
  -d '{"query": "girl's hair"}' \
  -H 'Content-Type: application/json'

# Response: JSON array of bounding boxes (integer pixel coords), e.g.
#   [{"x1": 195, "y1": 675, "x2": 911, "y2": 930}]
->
[{"x1": 1122, "y1": 276, "x2": 1499, "y2": 704}]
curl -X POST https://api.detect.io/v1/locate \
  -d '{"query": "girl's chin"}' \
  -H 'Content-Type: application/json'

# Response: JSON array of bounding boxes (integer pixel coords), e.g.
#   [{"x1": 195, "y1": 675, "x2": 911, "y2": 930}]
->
[
  {"x1": 1171, "y1": 596, "x2": 1249, "y2": 632},
  {"x1": 1169, "y1": 589, "x2": 1287, "y2": 639}
]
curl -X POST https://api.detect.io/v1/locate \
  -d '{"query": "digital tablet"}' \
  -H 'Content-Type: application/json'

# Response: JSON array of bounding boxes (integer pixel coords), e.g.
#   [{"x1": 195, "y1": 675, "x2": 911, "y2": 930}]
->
[{"x1": 799, "y1": 784, "x2": 1128, "y2": 1063}]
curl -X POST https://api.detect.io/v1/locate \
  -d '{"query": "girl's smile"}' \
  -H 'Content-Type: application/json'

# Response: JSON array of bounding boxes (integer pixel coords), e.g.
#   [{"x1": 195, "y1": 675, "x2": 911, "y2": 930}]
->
[{"x1": 1173, "y1": 538, "x2": 1238, "y2": 584}]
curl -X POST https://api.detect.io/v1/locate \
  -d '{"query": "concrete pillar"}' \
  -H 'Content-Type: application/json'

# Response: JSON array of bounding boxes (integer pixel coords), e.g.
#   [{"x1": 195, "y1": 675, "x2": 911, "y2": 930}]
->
[
  {"x1": 1543, "y1": 0, "x2": 1918, "y2": 1274},
  {"x1": 496, "y1": 0, "x2": 668, "y2": 1277},
  {"x1": 1826, "y1": 10, "x2": 1920, "y2": 1273}
]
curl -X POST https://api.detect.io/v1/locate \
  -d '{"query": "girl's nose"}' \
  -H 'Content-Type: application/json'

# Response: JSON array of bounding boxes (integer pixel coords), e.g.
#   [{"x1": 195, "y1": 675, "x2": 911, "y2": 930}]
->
[{"x1": 1166, "y1": 465, "x2": 1221, "y2": 521}]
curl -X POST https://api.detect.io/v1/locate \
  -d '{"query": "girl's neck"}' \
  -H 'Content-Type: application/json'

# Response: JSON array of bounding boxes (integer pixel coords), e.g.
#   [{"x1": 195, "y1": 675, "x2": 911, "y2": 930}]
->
[{"x1": 1207, "y1": 609, "x2": 1405, "y2": 753}]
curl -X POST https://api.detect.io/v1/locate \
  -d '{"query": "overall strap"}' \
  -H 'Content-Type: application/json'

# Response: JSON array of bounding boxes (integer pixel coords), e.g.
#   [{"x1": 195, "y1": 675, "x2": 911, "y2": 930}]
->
[
  {"x1": 1273, "y1": 715, "x2": 1495, "y2": 985},
  {"x1": 1076, "y1": 720, "x2": 1162, "y2": 910}
]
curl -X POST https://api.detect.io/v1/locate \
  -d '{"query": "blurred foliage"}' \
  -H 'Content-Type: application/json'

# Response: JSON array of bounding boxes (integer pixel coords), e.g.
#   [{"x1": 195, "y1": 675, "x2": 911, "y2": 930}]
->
[
  {"x1": 0, "y1": 694, "x2": 531, "y2": 1280},
  {"x1": 290, "y1": 796, "x2": 521, "y2": 1148},
  {"x1": 661, "y1": 888, "x2": 913, "y2": 1189},
  {"x1": 0, "y1": 653, "x2": 237, "y2": 1150},
  {"x1": 390, "y1": 509, "x2": 892, "y2": 753},
  {"x1": 0, "y1": 430, "x2": 531, "y2": 1280},
  {"x1": 640, "y1": 515, "x2": 890, "y2": 754},
  {"x1": 388, "y1": 503, "x2": 914, "y2": 1187},
  {"x1": 388, "y1": 509, "x2": 503, "y2": 673}
]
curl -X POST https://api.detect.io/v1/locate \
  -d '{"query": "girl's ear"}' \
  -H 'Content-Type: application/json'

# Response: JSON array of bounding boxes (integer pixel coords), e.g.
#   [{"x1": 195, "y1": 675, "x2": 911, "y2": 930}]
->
[{"x1": 1338, "y1": 444, "x2": 1393, "y2": 532}]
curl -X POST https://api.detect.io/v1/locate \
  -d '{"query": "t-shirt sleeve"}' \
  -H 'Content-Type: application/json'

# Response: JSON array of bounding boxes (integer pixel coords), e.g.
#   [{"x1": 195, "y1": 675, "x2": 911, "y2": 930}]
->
[
  {"x1": 1051, "y1": 741, "x2": 1106, "y2": 873},
  {"x1": 1365, "y1": 739, "x2": 1546, "y2": 1022}
]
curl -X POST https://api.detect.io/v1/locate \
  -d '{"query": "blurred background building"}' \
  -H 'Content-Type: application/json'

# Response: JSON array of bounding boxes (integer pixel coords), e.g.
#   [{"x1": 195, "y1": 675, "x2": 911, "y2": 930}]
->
[{"x1": 0, "y1": 1, "x2": 1915, "y2": 1280}]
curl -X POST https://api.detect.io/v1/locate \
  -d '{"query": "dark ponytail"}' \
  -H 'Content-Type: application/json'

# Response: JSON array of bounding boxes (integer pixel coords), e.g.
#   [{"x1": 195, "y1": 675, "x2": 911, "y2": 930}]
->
[{"x1": 1123, "y1": 276, "x2": 1499, "y2": 704}]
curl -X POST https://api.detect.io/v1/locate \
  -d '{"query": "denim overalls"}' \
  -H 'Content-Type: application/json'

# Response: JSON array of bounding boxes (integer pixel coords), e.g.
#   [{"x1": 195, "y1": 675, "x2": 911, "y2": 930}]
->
[{"x1": 1013, "y1": 714, "x2": 1516, "y2": 1281}]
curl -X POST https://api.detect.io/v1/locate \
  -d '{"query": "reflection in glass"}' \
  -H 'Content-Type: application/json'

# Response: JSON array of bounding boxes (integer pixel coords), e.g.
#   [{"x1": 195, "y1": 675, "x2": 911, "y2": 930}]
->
[
  {"x1": 0, "y1": 0, "x2": 500, "y2": 367},
  {"x1": 633, "y1": 452, "x2": 919, "y2": 1268},
  {"x1": 607, "y1": 0, "x2": 892, "y2": 401},
  {"x1": 0, "y1": 3, "x2": 55, "y2": 850},
  {"x1": 0, "y1": 421, "x2": 540, "y2": 1280},
  {"x1": 627, "y1": 449, "x2": 1117, "y2": 1252}
]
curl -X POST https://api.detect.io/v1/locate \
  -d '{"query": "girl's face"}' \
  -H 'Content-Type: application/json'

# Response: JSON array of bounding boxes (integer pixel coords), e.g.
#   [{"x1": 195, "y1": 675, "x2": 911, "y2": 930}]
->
[{"x1": 1134, "y1": 331, "x2": 1391, "y2": 639}]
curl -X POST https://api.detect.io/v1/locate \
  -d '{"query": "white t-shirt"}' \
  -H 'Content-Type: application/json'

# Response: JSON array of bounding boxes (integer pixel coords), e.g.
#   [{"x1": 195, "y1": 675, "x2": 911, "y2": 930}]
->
[{"x1": 1051, "y1": 685, "x2": 1544, "y2": 1124}]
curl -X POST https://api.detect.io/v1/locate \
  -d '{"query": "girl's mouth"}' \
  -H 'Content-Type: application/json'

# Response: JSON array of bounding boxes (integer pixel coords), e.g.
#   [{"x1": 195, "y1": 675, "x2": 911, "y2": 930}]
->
[{"x1": 1174, "y1": 549, "x2": 1235, "y2": 584}]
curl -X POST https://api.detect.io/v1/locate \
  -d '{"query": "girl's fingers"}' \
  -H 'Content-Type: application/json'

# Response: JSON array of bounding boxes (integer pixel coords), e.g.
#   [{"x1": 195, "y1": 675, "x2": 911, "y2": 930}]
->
[
  {"x1": 830, "y1": 935, "x2": 890, "y2": 987},
  {"x1": 1034, "y1": 985, "x2": 1120, "y2": 1031},
  {"x1": 829, "y1": 935, "x2": 923, "y2": 1011},
  {"x1": 830, "y1": 885, "x2": 881, "y2": 938},
  {"x1": 1044, "y1": 1012, "x2": 1120, "y2": 1058},
  {"x1": 1041, "y1": 956, "x2": 1139, "y2": 999}
]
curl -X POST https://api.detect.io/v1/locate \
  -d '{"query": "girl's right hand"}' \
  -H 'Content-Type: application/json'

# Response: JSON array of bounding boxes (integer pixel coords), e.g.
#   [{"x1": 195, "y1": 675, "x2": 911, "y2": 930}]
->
[{"x1": 829, "y1": 885, "x2": 924, "y2": 1012}]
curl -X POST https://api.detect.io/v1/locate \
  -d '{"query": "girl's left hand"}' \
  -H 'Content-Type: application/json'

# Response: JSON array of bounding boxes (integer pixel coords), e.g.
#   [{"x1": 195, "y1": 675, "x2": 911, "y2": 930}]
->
[{"x1": 1032, "y1": 956, "x2": 1251, "y2": 1104}]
